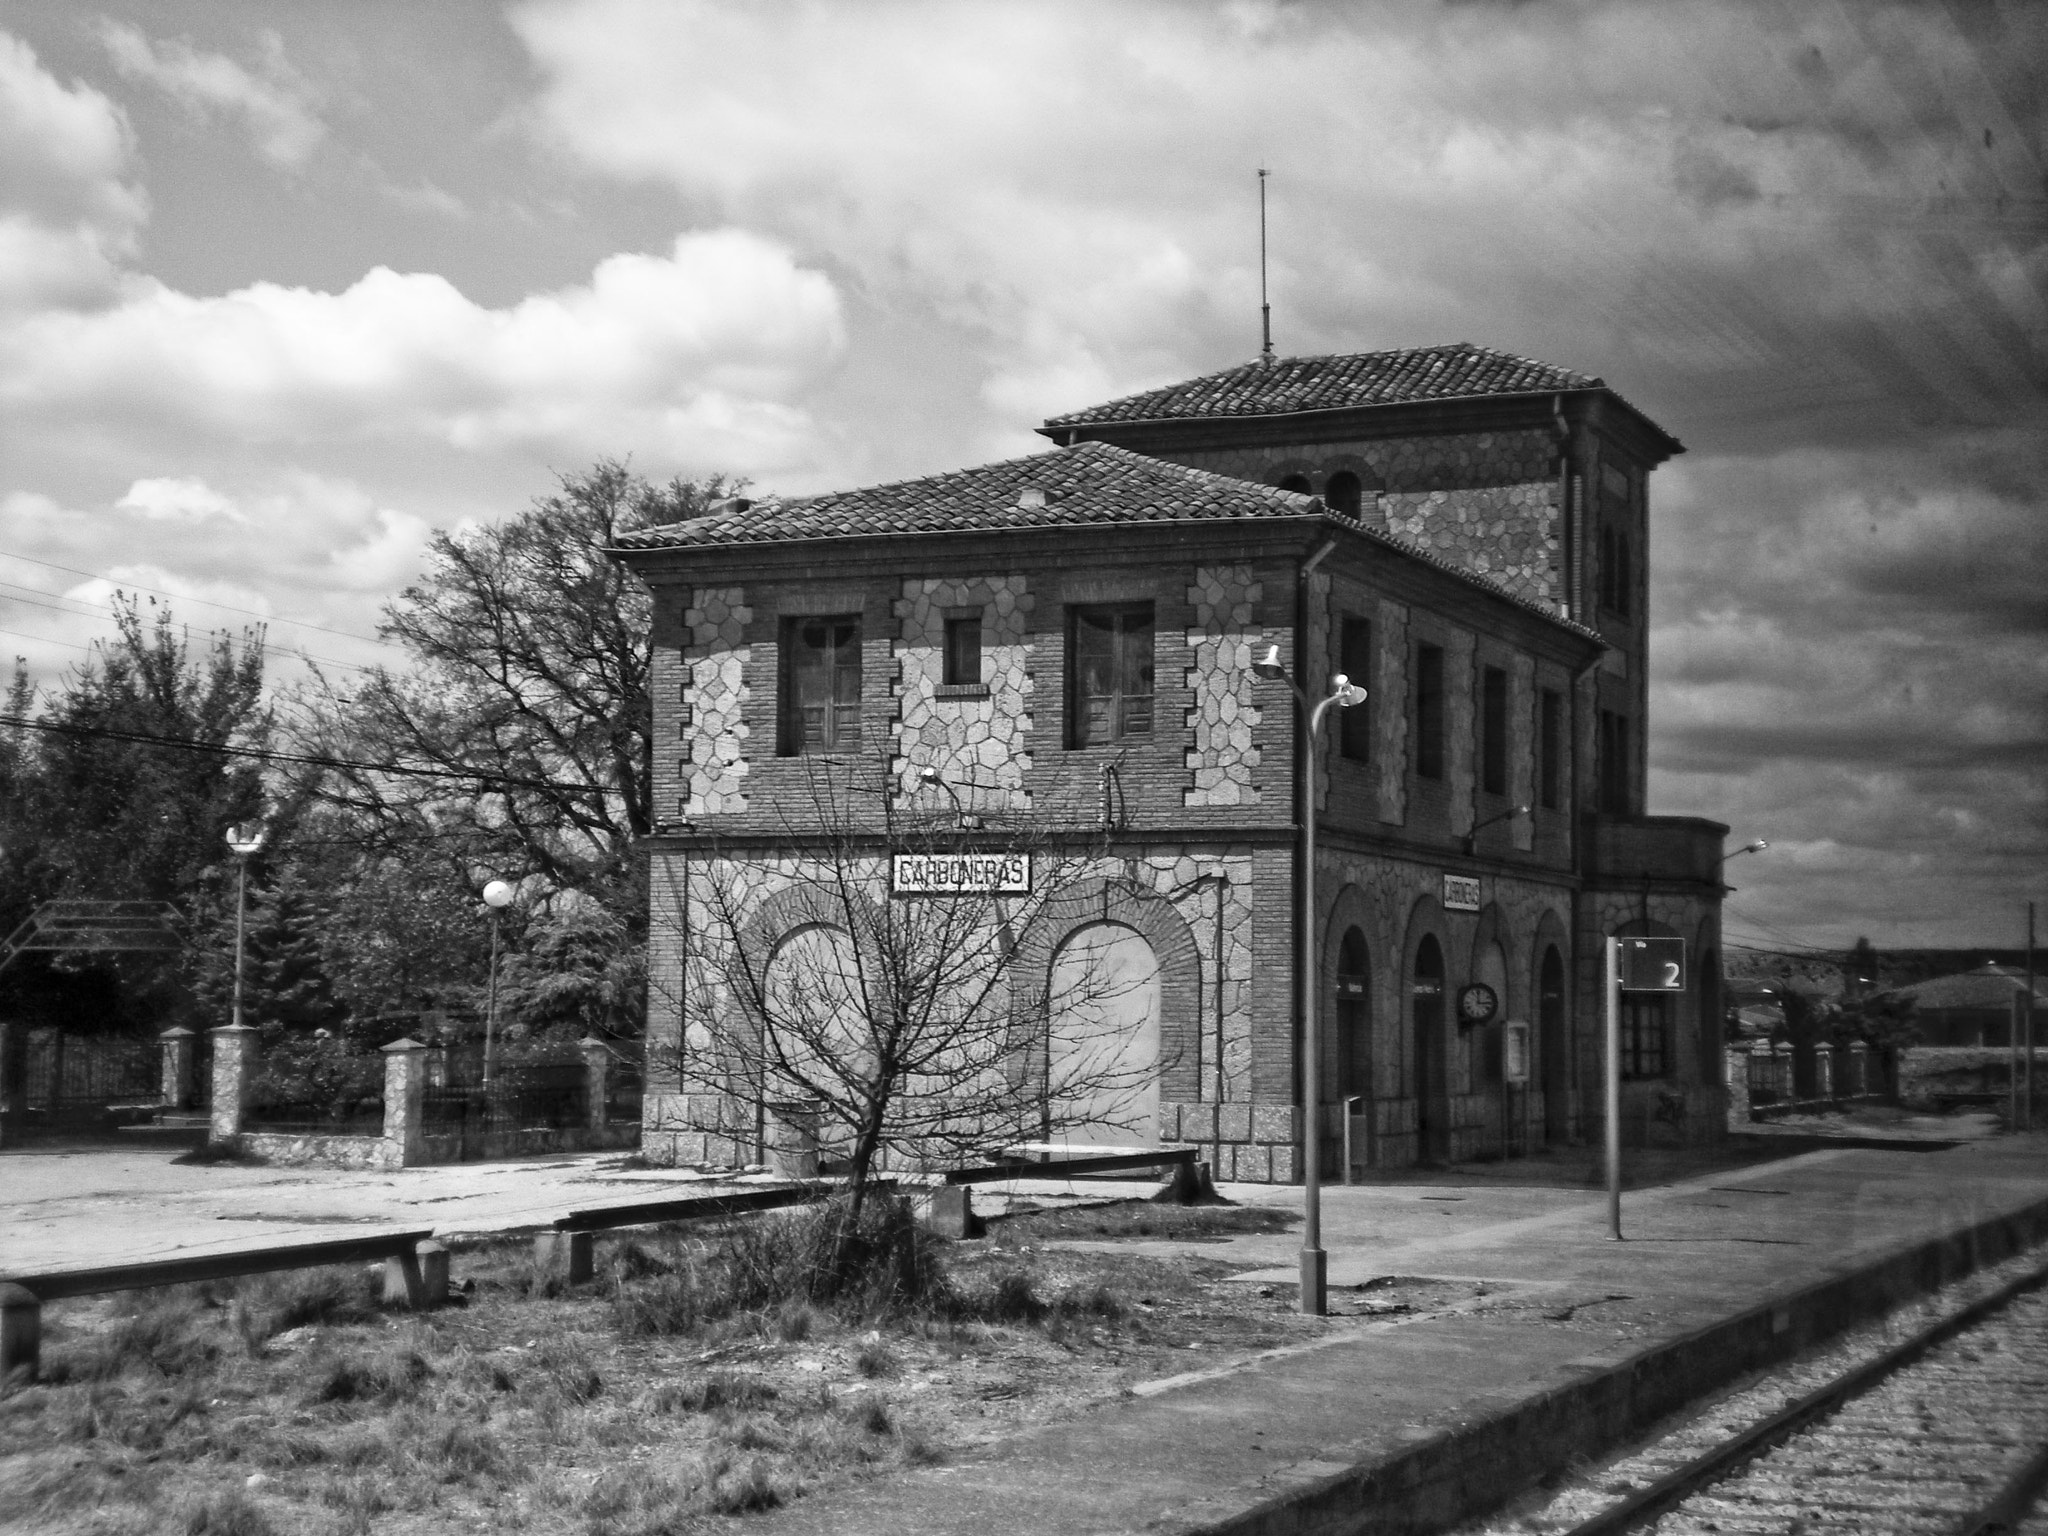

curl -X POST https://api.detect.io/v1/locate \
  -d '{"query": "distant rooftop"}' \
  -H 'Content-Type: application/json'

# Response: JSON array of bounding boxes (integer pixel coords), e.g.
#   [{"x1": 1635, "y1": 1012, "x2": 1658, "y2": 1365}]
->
[
  {"x1": 1041, "y1": 343, "x2": 1603, "y2": 430},
  {"x1": 1884, "y1": 963, "x2": 2048, "y2": 1011}
]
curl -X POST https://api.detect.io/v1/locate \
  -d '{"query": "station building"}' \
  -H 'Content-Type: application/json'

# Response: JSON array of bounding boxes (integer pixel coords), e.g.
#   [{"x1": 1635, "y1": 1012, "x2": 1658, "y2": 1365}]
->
[{"x1": 612, "y1": 343, "x2": 1729, "y2": 1182}]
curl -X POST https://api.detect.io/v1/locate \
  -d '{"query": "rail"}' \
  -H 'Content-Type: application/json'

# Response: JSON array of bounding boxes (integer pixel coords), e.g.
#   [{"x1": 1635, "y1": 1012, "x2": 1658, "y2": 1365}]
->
[{"x1": 1556, "y1": 1253, "x2": 2048, "y2": 1536}]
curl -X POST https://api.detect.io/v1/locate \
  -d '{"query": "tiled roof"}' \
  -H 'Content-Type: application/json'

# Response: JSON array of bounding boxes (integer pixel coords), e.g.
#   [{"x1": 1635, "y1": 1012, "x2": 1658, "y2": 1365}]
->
[
  {"x1": 612, "y1": 441, "x2": 1310, "y2": 550},
  {"x1": 1884, "y1": 964, "x2": 2048, "y2": 1010},
  {"x1": 1041, "y1": 343, "x2": 1600, "y2": 429},
  {"x1": 612, "y1": 440, "x2": 1596, "y2": 637}
]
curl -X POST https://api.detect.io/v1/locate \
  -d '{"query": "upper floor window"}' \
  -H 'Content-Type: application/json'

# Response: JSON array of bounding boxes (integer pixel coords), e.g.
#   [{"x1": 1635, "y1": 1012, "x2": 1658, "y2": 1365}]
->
[
  {"x1": 1598, "y1": 525, "x2": 1633, "y2": 617},
  {"x1": 1276, "y1": 472, "x2": 1313, "y2": 494},
  {"x1": 1339, "y1": 615, "x2": 1371, "y2": 763},
  {"x1": 1597, "y1": 707, "x2": 1630, "y2": 815},
  {"x1": 1479, "y1": 665, "x2": 1508, "y2": 797},
  {"x1": 1413, "y1": 642, "x2": 1445, "y2": 781},
  {"x1": 942, "y1": 612, "x2": 983, "y2": 687},
  {"x1": 1538, "y1": 688, "x2": 1563, "y2": 810},
  {"x1": 779, "y1": 615, "x2": 861, "y2": 756},
  {"x1": 1068, "y1": 603, "x2": 1154, "y2": 747}
]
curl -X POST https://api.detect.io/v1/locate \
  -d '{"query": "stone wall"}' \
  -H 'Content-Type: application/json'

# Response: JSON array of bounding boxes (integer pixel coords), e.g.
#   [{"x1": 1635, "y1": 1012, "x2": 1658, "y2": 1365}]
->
[
  {"x1": 682, "y1": 586, "x2": 753, "y2": 817},
  {"x1": 1148, "y1": 429, "x2": 1564, "y2": 608},
  {"x1": 892, "y1": 575, "x2": 1035, "y2": 812},
  {"x1": 1181, "y1": 565, "x2": 1266, "y2": 809}
]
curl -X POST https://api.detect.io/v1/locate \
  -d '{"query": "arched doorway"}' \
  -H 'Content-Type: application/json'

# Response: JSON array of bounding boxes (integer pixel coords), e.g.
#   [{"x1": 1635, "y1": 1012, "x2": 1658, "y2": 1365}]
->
[
  {"x1": 1336, "y1": 927, "x2": 1372, "y2": 1172},
  {"x1": 1412, "y1": 935, "x2": 1448, "y2": 1162},
  {"x1": 1335, "y1": 928, "x2": 1372, "y2": 1104},
  {"x1": 1046, "y1": 922, "x2": 1162, "y2": 1147},
  {"x1": 763, "y1": 923, "x2": 870, "y2": 1157},
  {"x1": 1538, "y1": 945, "x2": 1568, "y2": 1145}
]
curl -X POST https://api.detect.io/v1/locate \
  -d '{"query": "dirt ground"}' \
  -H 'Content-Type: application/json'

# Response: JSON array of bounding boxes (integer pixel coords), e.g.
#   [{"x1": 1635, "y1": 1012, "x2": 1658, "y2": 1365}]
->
[{"x1": 3, "y1": 1197, "x2": 1517, "y2": 1536}]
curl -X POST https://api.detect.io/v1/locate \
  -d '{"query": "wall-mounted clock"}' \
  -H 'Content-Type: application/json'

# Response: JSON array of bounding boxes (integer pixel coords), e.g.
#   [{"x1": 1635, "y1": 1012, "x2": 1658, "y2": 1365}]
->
[{"x1": 1456, "y1": 982, "x2": 1498, "y2": 1026}]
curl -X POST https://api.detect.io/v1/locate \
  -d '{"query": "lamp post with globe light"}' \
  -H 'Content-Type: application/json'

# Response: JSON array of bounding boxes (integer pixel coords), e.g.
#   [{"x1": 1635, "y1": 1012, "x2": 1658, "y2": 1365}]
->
[
  {"x1": 224, "y1": 822, "x2": 268, "y2": 1032},
  {"x1": 481, "y1": 881, "x2": 515, "y2": 1095},
  {"x1": 1247, "y1": 642, "x2": 1366, "y2": 1316}
]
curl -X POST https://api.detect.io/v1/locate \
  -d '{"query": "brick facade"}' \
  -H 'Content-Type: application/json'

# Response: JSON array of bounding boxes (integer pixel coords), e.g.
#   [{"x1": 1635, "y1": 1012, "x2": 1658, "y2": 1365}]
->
[{"x1": 617, "y1": 348, "x2": 1724, "y2": 1180}]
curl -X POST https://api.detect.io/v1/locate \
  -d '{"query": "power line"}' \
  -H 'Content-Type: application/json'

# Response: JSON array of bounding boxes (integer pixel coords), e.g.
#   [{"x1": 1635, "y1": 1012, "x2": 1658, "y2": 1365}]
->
[
  {"x1": 0, "y1": 580, "x2": 378, "y2": 676},
  {"x1": 0, "y1": 549, "x2": 403, "y2": 652},
  {"x1": 0, "y1": 710, "x2": 602, "y2": 797}
]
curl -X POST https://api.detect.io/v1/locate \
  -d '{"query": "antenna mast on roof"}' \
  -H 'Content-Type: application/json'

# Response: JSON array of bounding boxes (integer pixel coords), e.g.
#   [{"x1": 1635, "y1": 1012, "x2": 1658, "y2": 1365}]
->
[{"x1": 1258, "y1": 169, "x2": 1275, "y2": 366}]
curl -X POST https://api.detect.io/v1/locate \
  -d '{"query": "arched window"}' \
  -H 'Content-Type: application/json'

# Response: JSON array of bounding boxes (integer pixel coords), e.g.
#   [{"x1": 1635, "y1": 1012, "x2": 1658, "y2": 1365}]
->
[
  {"x1": 1277, "y1": 473, "x2": 1313, "y2": 494},
  {"x1": 1412, "y1": 935, "x2": 1447, "y2": 1160},
  {"x1": 1325, "y1": 471, "x2": 1363, "y2": 517},
  {"x1": 1335, "y1": 927, "x2": 1372, "y2": 1101}
]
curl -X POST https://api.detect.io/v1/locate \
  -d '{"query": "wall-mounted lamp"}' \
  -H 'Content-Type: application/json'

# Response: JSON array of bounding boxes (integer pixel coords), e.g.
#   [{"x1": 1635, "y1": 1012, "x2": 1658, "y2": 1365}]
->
[
  {"x1": 1462, "y1": 804, "x2": 1531, "y2": 857},
  {"x1": 918, "y1": 766, "x2": 982, "y2": 830}
]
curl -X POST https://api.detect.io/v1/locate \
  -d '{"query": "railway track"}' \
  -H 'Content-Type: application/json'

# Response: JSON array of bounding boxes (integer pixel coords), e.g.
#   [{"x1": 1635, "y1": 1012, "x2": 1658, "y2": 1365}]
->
[{"x1": 1455, "y1": 1247, "x2": 2048, "y2": 1536}]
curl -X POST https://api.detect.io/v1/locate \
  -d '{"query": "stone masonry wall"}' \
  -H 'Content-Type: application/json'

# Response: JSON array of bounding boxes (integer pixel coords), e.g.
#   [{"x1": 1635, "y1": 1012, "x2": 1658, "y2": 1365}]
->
[
  {"x1": 892, "y1": 575, "x2": 1035, "y2": 813},
  {"x1": 1148, "y1": 430, "x2": 1564, "y2": 608},
  {"x1": 1181, "y1": 565, "x2": 1266, "y2": 808},
  {"x1": 681, "y1": 586, "x2": 753, "y2": 817}
]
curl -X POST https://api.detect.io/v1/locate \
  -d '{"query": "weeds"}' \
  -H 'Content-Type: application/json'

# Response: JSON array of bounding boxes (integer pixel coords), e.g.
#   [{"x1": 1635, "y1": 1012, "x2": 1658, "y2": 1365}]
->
[{"x1": 182, "y1": 1488, "x2": 276, "y2": 1536}]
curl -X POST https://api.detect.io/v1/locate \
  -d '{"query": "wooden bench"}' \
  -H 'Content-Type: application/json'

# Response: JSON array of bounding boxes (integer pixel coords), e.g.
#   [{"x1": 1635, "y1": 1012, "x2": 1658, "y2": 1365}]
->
[
  {"x1": 537, "y1": 1185, "x2": 839, "y2": 1283},
  {"x1": 1, "y1": 1227, "x2": 441, "y2": 1384}
]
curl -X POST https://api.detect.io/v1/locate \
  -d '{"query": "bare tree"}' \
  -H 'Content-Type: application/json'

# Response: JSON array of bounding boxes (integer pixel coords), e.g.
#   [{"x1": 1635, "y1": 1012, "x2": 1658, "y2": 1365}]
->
[{"x1": 653, "y1": 758, "x2": 1175, "y2": 1240}]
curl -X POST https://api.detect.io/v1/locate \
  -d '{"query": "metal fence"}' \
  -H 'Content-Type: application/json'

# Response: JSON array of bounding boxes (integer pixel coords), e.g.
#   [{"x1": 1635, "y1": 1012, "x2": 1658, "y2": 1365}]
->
[
  {"x1": 244, "y1": 1046, "x2": 386, "y2": 1136},
  {"x1": 419, "y1": 1050, "x2": 590, "y2": 1157},
  {"x1": 22, "y1": 1031, "x2": 156, "y2": 1111}
]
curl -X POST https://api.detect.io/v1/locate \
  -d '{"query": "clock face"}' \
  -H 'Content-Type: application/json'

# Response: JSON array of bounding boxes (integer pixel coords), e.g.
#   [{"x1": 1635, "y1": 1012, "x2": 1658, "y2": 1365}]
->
[{"x1": 1457, "y1": 983, "x2": 1499, "y2": 1025}]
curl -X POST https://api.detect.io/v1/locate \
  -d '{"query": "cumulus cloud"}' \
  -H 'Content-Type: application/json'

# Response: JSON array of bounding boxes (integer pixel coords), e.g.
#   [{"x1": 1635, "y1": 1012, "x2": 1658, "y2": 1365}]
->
[
  {"x1": 0, "y1": 32, "x2": 144, "y2": 311},
  {"x1": 0, "y1": 229, "x2": 845, "y2": 469},
  {"x1": 512, "y1": 0, "x2": 2045, "y2": 444},
  {"x1": 97, "y1": 22, "x2": 324, "y2": 170},
  {"x1": 116, "y1": 476, "x2": 243, "y2": 522}
]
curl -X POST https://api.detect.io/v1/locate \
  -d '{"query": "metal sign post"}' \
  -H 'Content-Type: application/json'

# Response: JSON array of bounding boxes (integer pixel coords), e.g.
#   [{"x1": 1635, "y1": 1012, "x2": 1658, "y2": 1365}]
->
[{"x1": 1606, "y1": 936, "x2": 1686, "y2": 1240}]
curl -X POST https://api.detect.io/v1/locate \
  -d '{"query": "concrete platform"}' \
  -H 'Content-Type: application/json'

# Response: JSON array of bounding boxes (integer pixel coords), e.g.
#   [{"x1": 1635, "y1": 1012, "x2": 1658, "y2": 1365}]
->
[{"x1": 744, "y1": 1131, "x2": 2048, "y2": 1536}]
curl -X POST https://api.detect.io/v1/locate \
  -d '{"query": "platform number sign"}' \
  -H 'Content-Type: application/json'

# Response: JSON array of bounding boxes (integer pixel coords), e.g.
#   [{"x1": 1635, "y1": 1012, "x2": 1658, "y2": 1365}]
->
[{"x1": 1617, "y1": 936, "x2": 1686, "y2": 992}]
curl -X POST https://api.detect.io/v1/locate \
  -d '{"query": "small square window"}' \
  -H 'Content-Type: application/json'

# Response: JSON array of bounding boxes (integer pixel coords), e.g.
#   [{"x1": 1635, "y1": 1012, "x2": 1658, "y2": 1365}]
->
[{"x1": 943, "y1": 613, "x2": 982, "y2": 687}]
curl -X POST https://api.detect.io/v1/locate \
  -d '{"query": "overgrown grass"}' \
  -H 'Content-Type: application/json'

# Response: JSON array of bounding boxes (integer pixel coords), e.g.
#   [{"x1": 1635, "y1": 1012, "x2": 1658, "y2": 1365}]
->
[{"x1": 2, "y1": 1196, "x2": 1300, "y2": 1533}]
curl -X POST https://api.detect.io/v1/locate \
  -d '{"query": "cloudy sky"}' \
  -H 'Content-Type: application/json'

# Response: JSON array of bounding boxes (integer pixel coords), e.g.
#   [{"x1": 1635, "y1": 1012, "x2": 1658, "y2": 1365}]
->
[{"x1": 1, "y1": 1, "x2": 2041, "y2": 953}]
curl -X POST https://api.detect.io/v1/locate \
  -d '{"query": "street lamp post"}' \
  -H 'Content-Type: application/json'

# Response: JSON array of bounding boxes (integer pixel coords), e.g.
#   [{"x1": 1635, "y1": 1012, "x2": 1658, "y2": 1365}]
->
[
  {"x1": 481, "y1": 881, "x2": 514, "y2": 1095},
  {"x1": 224, "y1": 822, "x2": 268, "y2": 1031},
  {"x1": 1249, "y1": 642, "x2": 1366, "y2": 1316}
]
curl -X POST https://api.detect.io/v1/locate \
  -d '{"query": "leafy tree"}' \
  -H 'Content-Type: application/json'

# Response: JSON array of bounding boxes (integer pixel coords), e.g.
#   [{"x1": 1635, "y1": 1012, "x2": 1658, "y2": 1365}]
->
[
  {"x1": 495, "y1": 903, "x2": 644, "y2": 1043},
  {"x1": 0, "y1": 602, "x2": 269, "y2": 1037},
  {"x1": 298, "y1": 462, "x2": 742, "y2": 917}
]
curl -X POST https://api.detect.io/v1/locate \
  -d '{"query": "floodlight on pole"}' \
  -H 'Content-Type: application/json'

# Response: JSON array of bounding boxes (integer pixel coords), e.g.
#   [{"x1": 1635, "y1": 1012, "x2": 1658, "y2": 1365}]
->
[
  {"x1": 481, "y1": 880, "x2": 514, "y2": 1095},
  {"x1": 918, "y1": 766, "x2": 981, "y2": 830},
  {"x1": 1244, "y1": 646, "x2": 1365, "y2": 1316},
  {"x1": 224, "y1": 822, "x2": 268, "y2": 1033}
]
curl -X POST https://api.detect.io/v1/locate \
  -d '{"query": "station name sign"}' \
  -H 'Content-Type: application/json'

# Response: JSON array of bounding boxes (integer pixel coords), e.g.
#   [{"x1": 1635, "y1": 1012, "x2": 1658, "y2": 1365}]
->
[
  {"x1": 1441, "y1": 873, "x2": 1482, "y2": 912},
  {"x1": 890, "y1": 852, "x2": 1032, "y2": 896}
]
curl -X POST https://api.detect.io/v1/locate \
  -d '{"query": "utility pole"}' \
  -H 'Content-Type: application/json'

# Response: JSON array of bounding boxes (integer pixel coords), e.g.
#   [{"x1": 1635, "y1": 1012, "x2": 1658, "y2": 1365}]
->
[{"x1": 2027, "y1": 901, "x2": 2037, "y2": 1132}]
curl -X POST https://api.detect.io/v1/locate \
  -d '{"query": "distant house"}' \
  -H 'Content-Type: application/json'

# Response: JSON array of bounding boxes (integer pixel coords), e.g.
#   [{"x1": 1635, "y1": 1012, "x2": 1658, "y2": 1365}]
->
[{"x1": 1882, "y1": 964, "x2": 2045, "y2": 1047}]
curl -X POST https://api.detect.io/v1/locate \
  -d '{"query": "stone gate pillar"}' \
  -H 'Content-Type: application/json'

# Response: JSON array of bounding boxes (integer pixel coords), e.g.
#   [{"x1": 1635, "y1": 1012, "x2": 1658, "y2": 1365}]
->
[
  {"x1": 159, "y1": 1026, "x2": 196, "y2": 1110},
  {"x1": 209, "y1": 1023, "x2": 257, "y2": 1146},
  {"x1": 381, "y1": 1037, "x2": 427, "y2": 1167}
]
